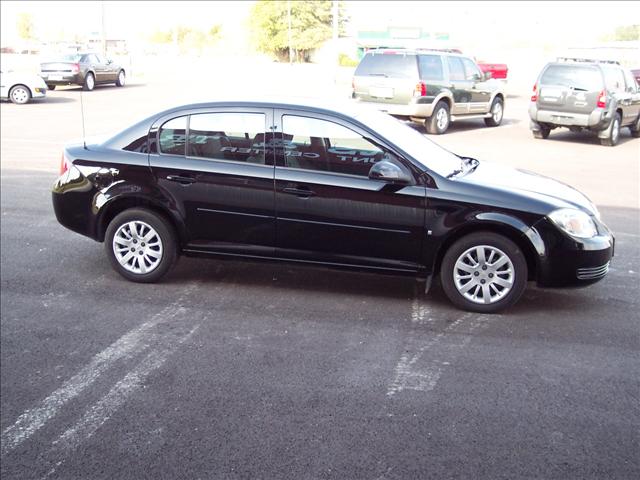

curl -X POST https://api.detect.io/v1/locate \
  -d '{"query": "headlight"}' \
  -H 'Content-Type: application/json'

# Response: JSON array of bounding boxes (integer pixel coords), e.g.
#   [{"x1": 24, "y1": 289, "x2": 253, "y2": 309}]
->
[{"x1": 548, "y1": 208, "x2": 597, "y2": 238}]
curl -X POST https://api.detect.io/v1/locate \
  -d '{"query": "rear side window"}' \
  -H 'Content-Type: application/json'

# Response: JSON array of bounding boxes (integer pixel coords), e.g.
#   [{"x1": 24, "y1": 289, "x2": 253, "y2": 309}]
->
[
  {"x1": 159, "y1": 117, "x2": 187, "y2": 155},
  {"x1": 355, "y1": 53, "x2": 417, "y2": 79},
  {"x1": 602, "y1": 66, "x2": 626, "y2": 92},
  {"x1": 418, "y1": 55, "x2": 444, "y2": 81},
  {"x1": 187, "y1": 112, "x2": 266, "y2": 164},
  {"x1": 540, "y1": 65, "x2": 602, "y2": 91},
  {"x1": 447, "y1": 57, "x2": 465, "y2": 81}
]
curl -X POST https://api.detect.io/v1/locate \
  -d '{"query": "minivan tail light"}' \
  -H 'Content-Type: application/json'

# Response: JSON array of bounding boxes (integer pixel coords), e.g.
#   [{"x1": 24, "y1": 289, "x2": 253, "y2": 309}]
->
[
  {"x1": 414, "y1": 81, "x2": 427, "y2": 97},
  {"x1": 597, "y1": 90, "x2": 607, "y2": 108},
  {"x1": 530, "y1": 83, "x2": 538, "y2": 102},
  {"x1": 59, "y1": 153, "x2": 69, "y2": 175}
]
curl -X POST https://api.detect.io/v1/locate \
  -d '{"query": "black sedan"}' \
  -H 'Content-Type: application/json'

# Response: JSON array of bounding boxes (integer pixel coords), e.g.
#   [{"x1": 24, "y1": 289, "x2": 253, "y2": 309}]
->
[
  {"x1": 51, "y1": 99, "x2": 614, "y2": 312},
  {"x1": 40, "y1": 53, "x2": 125, "y2": 91}
]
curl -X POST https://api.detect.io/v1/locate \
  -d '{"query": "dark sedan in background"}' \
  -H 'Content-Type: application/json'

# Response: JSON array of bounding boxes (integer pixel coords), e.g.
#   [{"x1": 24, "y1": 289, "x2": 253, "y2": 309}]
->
[
  {"x1": 51, "y1": 99, "x2": 614, "y2": 313},
  {"x1": 40, "y1": 53, "x2": 125, "y2": 91}
]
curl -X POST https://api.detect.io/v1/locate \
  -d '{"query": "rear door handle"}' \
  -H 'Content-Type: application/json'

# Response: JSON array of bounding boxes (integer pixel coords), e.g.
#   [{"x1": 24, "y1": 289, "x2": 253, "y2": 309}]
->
[
  {"x1": 166, "y1": 175, "x2": 196, "y2": 185},
  {"x1": 282, "y1": 187, "x2": 315, "y2": 197}
]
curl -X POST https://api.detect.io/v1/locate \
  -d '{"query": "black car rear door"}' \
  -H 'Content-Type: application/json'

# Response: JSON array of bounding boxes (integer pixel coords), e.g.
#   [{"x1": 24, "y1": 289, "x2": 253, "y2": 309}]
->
[
  {"x1": 148, "y1": 107, "x2": 276, "y2": 257},
  {"x1": 272, "y1": 109, "x2": 426, "y2": 273}
]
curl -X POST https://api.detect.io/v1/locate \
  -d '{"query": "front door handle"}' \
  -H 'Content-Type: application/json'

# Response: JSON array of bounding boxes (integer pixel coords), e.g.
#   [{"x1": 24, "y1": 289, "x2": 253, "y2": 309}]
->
[
  {"x1": 282, "y1": 186, "x2": 316, "y2": 197},
  {"x1": 166, "y1": 175, "x2": 196, "y2": 185}
]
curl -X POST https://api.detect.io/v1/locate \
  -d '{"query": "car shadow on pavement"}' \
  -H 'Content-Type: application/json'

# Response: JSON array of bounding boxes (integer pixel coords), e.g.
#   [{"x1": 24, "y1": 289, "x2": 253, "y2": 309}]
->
[{"x1": 537, "y1": 129, "x2": 638, "y2": 146}]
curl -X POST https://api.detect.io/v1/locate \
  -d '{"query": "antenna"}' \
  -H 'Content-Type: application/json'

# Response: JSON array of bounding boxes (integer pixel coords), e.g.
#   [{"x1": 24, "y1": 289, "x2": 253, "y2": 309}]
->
[{"x1": 80, "y1": 88, "x2": 87, "y2": 149}]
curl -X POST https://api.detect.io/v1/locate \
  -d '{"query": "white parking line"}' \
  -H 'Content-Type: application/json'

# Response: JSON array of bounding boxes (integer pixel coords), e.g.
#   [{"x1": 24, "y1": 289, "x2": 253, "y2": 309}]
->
[
  {"x1": 41, "y1": 325, "x2": 199, "y2": 480},
  {"x1": 0, "y1": 284, "x2": 198, "y2": 456}
]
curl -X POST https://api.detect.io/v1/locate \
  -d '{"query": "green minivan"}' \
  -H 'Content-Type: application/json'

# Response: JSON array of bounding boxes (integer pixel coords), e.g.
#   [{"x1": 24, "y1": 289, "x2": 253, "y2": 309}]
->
[{"x1": 352, "y1": 49, "x2": 506, "y2": 134}]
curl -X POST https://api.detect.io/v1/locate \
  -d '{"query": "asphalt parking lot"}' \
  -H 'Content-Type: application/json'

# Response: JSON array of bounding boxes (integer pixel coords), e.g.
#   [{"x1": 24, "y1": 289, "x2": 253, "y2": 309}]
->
[{"x1": 1, "y1": 69, "x2": 639, "y2": 479}]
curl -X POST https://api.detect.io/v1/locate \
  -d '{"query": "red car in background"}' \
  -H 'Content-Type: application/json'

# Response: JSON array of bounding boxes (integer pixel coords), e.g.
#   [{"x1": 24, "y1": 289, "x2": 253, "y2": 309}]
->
[
  {"x1": 477, "y1": 62, "x2": 508, "y2": 80},
  {"x1": 632, "y1": 68, "x2": 640, "y2": 85}
]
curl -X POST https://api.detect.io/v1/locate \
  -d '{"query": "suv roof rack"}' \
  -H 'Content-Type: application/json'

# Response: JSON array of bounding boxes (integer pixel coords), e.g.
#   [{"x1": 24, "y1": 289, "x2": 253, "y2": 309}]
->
[{"x1": 556, "y1": 57, "x2": 620, "y2": 65}]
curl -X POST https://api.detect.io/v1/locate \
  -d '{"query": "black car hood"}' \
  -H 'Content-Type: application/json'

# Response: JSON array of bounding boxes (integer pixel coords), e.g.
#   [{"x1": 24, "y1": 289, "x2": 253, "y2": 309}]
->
[{"x1": 456, "y1": 160, "x2": 599, "y2": 216}]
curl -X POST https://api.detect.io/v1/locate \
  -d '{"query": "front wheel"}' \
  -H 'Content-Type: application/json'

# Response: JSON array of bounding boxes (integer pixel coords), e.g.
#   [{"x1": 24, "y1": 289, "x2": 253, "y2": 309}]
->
[
  {"x1": 440, "y1": 232, "x2": 528, "y2": 313},
  {"x1": 105, "y1": 208, "x2": 177, "y2": 283},
  {"x1": 484, "y1": 97, "x2": 504, "y2": 127},
  {"x1": 115, "y1": 70, "x2": 125, "y2": 87},
  {"x1": 9, "y1": 85, "x2": 31, "y2": 104},
  {"x1": 426, "y1": 101, "x2": 450, "y2": 134}
]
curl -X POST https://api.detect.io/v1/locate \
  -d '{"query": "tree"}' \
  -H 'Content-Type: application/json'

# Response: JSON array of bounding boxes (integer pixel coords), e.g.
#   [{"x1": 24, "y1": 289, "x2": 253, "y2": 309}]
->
[
  {"x1": 17, "y1": 12, "x2": 34, "y2": 40},
  {"x1": 249, "y1": 1, "x2": 348, "y2": 62},
  {"x1": 613, "y1": 24, "x2": 639, "y2": 41},
  {"x1": 148, "y1": 24, "x2": 222, "y2": 54}
]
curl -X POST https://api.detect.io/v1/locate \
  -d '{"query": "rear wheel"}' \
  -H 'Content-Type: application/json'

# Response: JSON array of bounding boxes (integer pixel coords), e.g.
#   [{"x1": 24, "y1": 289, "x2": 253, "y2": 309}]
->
[
  {"x1": 83, "y1": 73, "x2": 95, "y2": 91},
  {"x1": 426, "y1": 101, "x2": 450, "y2": 134},
  {"x1": 46, "y1": 84, "x2": 56, "y2": 90},
  {"x1": 105, "y1": 208, "x2": 177, "y2": 283},
  {"x1": 600, "y1": 112, "x2": 621, "y2": 146},
  {"x1": 440, "y1": 232, "x2": 528, "y2": 313},
  {"x1": 115, "y1": 70, "x2": 125, "y2": 87},
  {"x1": 9, "y1": 85, "x2": 31, "y2": 104},
  {"x1": 532, "y1": 127, "x2": 550, "y2": 139},
  {"x1": 484, "y1": 97, "x2": 504, "y2": 127}
]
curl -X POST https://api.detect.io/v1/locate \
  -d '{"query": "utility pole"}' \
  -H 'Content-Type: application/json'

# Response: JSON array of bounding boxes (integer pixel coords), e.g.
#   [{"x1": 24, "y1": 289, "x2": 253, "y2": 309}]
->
[
  {"x1": 100, "y1": 1, "x2": 106, "y2": 57},
  {"x1": 287, "y1": 0, "x2": 293, "y2": 65},
  {"x1": 332, "y1": 0, "x2": 338, "y2": 81}
]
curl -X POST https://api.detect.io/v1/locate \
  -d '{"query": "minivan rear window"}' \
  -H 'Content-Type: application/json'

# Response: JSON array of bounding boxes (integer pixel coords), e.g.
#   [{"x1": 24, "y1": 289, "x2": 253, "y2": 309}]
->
[
  {"x1": 355, "y1": 53, "x2": 417, "y2": 79},
  {"x1": 540, "y1": 65, "x2": 602, "y2": 91}
]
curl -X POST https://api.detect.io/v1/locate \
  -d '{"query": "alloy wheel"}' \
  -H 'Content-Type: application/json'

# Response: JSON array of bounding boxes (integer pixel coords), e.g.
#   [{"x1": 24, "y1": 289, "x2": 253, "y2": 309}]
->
[
  {"x1": 10, "y1": 87, "x2": 29, "y2": 104},
  {"x1": 436, "y1": 108, "x2": 449, "y2": 131},
  {"x1": 112, "y1": 221, "x2": 163, "y2": 274},
  {"x1": 453, "y1": 245, "x2": 514, "y2": 305}
]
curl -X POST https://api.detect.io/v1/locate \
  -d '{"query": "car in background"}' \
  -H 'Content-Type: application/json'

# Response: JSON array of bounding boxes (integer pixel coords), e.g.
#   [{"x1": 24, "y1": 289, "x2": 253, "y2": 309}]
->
[
  {"x1": 632, "y1": 68, "x2": 640, "y2": 85},
  {"x1": 477, "y1": 62, "x2": 508, "y2": 81},
  {"x1": 352, "y1": 49, "x2": 506, "y2": 134},
  {"x1": 40, "y1": 53, "x2": 126, "y2": 91},
  {"x1": 52, "y1": 98, "x2": 614, "y2": 313},
  {"x1": 529, "y1": 58, "x2": 640, "y2": 146},
  {"x1": 0, "y1": 69, "x2": 48, "y2": 104}
]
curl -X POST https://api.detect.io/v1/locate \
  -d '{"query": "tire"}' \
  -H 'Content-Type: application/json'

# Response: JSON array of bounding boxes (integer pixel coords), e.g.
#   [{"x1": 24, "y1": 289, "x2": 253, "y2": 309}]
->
[
  {"x1": 629, "y1": 115, "x2": 640, "y2": 138},
  {"x1": 105, "y1": 208, "x2": 177, "y2": 283},
  {"x1": 426, "y1": 101, "x2": 450, "y2": 134},
  {"x1": 484, "y1": 97, "x2": 504, "y2": 127},
  {"x1": 46, "y1": 84, "x2": 56, "y2": 90},
  {"x1": 9, "y1": 85, "x2": 31, "y2": 104},
  {"x1": 600, "y1": 112, "x2": 621, "y2": 146},
  {"x1": 115, "y1": 70, "x2": 125, "y2": 87},
  {"x1": 83, "y1": 72, "x2": 95, "y2": 91},
  {"x1": 532, "y1": 127, "x2": 550, "y2": 139},
  {"x1": 440, "y1": 232, "x2": 528, "y2": 313}
]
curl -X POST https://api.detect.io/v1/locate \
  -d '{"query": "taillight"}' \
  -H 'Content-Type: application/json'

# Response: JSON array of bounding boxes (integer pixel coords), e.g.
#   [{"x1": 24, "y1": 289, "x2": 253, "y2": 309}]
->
[
  {"x1": 59, "y1": 153, "x2": 69, "y2": 175},
  {"x1": 530, "y1": 83, "x2": 538, "y2": 102},
  {"x1": 597, "y1": 90, "x2": 607, "y2": 108},
  {"x1": 414, "y1": 81, "x2": 427, "y2": 97},
  {"x1": 72, "y1": 63, "x2": 80, "y2": 73}
]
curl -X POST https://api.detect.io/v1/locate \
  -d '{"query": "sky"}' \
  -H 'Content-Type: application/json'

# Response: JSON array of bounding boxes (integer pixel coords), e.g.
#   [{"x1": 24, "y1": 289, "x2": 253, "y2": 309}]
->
[{"x1": 1, "y1": 0, "x2": 639, "y2": 51}]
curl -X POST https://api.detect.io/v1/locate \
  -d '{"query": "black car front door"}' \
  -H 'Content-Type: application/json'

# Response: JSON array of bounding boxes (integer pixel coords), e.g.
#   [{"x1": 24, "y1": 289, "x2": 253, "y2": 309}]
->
[
  {"x1": 273, "y1": 110, "x2": 426, "y2": 273},
  {"x1": 148, "y1": 107, "x2": 276, "y2": 257}
]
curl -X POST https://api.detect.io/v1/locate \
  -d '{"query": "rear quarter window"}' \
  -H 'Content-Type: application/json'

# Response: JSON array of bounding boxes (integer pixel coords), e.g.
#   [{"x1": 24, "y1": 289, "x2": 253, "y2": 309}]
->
[
  {"x1": 540, "y1": 65, "x2": 603, "y2": 91},
  {"x1": 355, "y1": 53, "x2": 418, "y2": 79},
  {"x1": 159, "y1": 116, "x2": 187, "y2": 155}
]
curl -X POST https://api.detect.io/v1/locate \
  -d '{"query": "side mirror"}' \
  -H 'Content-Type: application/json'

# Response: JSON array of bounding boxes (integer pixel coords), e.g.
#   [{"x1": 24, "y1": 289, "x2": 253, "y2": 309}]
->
[
  {"x1": 483, "y1": 71, "x2": 493, "y2": 81},
  {"x1": 368, "y1": 160, "x2": 412, "y2": 184},
  {"x1": 107, "y1": 59, "x2": 113, "y2": 64}
]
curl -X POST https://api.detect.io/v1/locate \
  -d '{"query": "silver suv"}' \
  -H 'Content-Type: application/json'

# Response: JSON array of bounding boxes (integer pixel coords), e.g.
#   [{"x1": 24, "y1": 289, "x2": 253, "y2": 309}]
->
[
  {"x1": 352, "y1": 49, "x2": 506, "y2": 134},
  {"x1": 529, "y1": 58, "x2": 640, "y2": 146}
]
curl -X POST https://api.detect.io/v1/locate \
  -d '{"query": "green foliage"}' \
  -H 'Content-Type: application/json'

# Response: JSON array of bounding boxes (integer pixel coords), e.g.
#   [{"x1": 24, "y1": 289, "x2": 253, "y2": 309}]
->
[
  {"x1": 250, "y1": 0, "x2": 348, "y2": 62},
  {"x1": 17, "y1": 12, "x2": 34, "y2": 40},
  {"x1": 613, "y1": 24, "x2": 639, "y2": 41},
  {"x1": 338, "y1": 53, "x2": 358, "y2": 67},
  {"x1": 149, "y1": 24, "x2": 223, "y2": 53}
]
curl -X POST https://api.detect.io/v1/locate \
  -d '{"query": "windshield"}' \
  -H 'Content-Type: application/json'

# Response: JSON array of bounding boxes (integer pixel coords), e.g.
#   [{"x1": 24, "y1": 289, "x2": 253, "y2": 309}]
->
[{"x1": 352, "y1": 107, "x2": 461, "y2": 177}]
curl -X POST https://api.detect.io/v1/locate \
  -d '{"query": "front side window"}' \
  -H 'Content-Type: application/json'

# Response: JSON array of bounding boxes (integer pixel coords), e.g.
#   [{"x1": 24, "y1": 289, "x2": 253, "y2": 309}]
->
[
  {"x1": 281, "y1": 115, "x2": 401, "y2": 177},
  {"x1": 187, "y1": 112, "x2": 266, "y2": 164},
  {"x1": 447, "y1": 56, "x2": 465, "y2": 81},
  {"x1": 461, "y1": 57, "x2": 482, "y2": 81},
  {"x1": 159, "y1": 116, "x2": 187, "y2": 155}
]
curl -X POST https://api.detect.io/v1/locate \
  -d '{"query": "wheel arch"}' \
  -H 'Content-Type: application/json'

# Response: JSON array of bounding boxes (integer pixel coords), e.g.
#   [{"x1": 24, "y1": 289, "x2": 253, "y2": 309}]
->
[
  {"x1": 431, "y1": 214, "x2": 542, "y2": 281},
  {"x1": 9, "y1": 83, "x2": 32, "y2": 96},
  {"x1": 97, "y1": 195, "x2": 184, "y2": 247}
]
